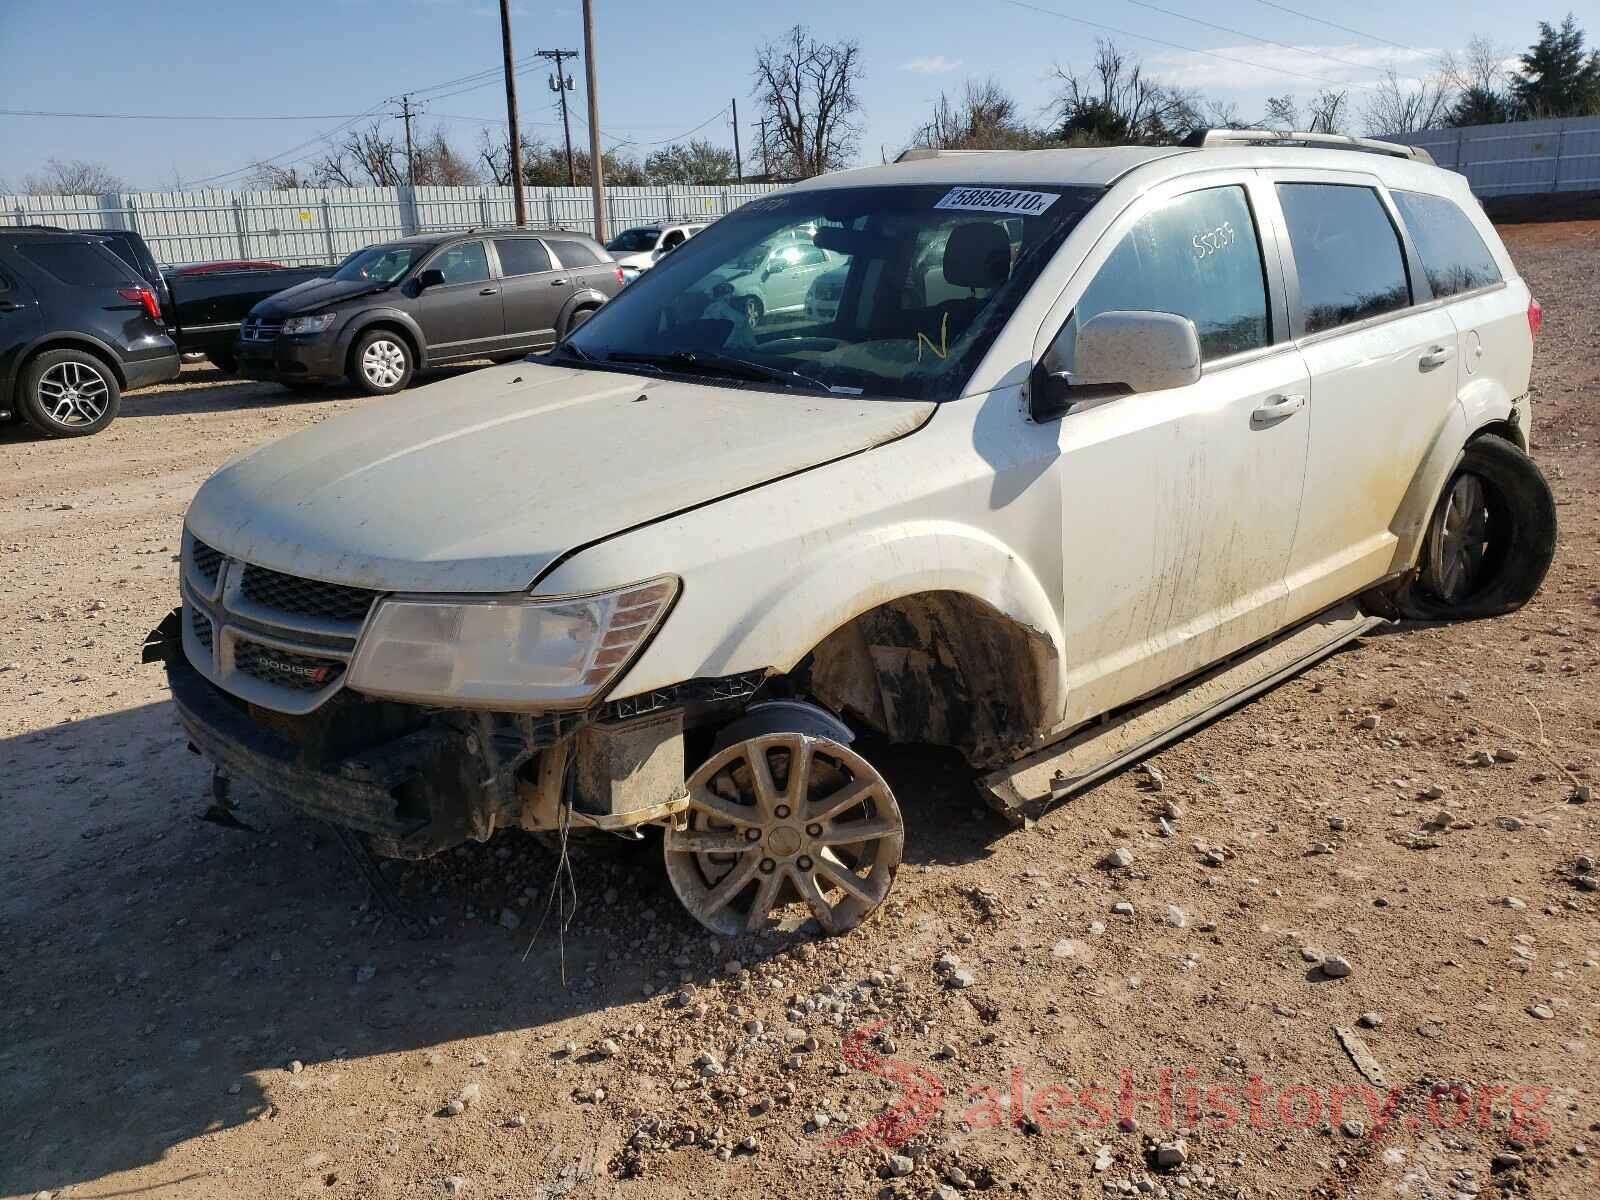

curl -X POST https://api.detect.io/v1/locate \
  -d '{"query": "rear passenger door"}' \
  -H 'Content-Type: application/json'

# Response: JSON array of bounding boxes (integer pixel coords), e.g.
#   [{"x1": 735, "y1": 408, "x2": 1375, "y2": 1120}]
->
[
  {"x1": 1265, "y1": 174, "x2": 1458, "y2": 623},
  {"x1": 1039, "y1": 175, "x2": 1312, "y2": 723},
  {"x1": 492, "y1": 237, "x2": 566, "y2": 349}
]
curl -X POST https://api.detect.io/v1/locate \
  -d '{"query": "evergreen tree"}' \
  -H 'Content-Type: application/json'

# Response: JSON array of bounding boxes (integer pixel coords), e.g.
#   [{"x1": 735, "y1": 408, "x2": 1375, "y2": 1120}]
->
[{"x1": 1512, "y1": 14, "x2": 1600, "y2": 117}]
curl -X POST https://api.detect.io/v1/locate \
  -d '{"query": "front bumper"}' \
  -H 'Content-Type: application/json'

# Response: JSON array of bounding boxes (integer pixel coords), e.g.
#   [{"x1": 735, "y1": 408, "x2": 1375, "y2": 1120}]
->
[{"x1": 234, "y1": 333, "x2": 345, "y2": 383}]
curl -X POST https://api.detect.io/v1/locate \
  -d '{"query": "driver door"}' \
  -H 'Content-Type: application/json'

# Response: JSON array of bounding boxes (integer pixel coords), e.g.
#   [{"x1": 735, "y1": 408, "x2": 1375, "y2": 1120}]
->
[
  {"x1": 1036, "y1": 175, "x2": 1313, "y2": 725},
  {"x1": 414, "y1": 239, "x2": 505, "y2": 359}
]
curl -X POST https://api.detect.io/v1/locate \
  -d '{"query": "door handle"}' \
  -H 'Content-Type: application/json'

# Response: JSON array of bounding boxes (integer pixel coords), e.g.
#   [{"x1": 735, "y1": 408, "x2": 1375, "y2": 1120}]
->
[
  {"x1": 479, "y1": 287, "x2": 500, "y2": 296},
  {"x1": 550, "y1": 278, "x2": 569, "y2": 286},
  {"x1": 1419, "y1": 345, "x2": 1454, "y2": 369},
  {"x1": 1251, "y1": 392, "x2": 1306, "y2": 426}
]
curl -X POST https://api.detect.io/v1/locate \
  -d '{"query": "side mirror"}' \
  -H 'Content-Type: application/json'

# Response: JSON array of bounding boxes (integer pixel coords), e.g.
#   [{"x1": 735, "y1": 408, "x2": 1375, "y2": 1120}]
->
[
  {"x1": 1053, "y1": 310, "x2": 1201, "y2": 393},
  {"x1": 415, "y1": 268, "x2": 445, "y2": 291}
]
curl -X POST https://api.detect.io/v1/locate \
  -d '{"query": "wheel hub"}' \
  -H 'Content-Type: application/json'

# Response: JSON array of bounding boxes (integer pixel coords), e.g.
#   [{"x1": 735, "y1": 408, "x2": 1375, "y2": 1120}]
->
[{"x1": 767, "y1": 825, "x2": 802, "y2": 856}]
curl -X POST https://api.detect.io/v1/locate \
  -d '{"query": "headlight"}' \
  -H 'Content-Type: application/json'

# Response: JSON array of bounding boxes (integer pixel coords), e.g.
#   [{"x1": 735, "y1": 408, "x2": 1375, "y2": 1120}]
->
[
  {"x1": 282, "y1": 312, "x2": 337, "y2": 336},
  {"x1": 347, "y1": 576, "x2": 677, "y2": 709}
]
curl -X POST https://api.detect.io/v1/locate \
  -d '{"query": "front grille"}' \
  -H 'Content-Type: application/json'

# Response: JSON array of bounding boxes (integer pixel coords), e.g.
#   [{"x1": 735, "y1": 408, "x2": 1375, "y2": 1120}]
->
[
  {"x1": 240, "y1": 564, "x2": 377, "y2": 624},
  {"x1": 191, "y1": 539, "x2": 223, "y2": 584},
  {"x1": 240, "y1": 318, "x2": 282, "y2": 343},
  {"x1": 191, "y1": 607, "x2": 214, "y2": 651},
  {"x1": 234, "y1": 640, "x2": 345, "y2": 691}
]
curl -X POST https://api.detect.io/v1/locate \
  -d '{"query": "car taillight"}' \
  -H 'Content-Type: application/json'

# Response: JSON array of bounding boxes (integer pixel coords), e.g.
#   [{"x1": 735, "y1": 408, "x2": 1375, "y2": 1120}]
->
[
  {"x1": 614, "y1": 266, "x2": 626, "y2": 284},
  {"x1": 118, "y1": 285, "x2": 162, "y2": 323},
  {"x1": 1526, "y1": 295, "x2": 1542, "y2": 342}
]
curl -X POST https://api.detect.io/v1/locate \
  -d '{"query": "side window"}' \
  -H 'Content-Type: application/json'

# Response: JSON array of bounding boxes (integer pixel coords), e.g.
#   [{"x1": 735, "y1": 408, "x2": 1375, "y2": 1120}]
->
[
  {"x1": 431, "y1": 241, "x2": 489, "y2": 286},
  {"x1": 1069, "y1": 185, "x2": 1271, "y2": 365},
  {"x1": 1276, "y1": 183, "x2": 1410, "y2": 334},
  {"x1": 493, "y1": 238, "x2": 553, "y2": 277},
  {"x1": 662, "y1": 229, "x2": 686, "y2": 249},
  {"x1": 16, "y1": 240, "x2": 135, "y2": 287},
  {"x1": 548, "y1": 239, "x2": 602, "y2": 268},
  {"x1": 1390, "y1": 190, "x2": 1502, "y2": 299}
]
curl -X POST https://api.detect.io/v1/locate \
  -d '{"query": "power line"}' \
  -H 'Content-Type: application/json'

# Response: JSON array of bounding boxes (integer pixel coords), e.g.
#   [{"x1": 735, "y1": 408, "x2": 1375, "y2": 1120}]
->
[
  {"x1": 994, "y1": 0, "x2": 1354, "y2": 87},
  {"x1": 1239, "y1": 0, "x2": 1422, "y2": 54},
  {"x1": 0, "y1": 107, "x2": 374, "y2": 121},
  {"x1": 1106, "y1": 0, "x2": 1404, "y2": 78}
]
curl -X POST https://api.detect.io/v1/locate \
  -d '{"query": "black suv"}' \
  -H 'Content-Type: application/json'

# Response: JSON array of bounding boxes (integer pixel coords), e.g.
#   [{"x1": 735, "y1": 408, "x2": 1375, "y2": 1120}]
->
[
  {"x1": 1, "y1": 229, "x2": 181, "y2": 437},
  {"x1": 235, "y1": 228, "x2": 623, "y2": 395}
]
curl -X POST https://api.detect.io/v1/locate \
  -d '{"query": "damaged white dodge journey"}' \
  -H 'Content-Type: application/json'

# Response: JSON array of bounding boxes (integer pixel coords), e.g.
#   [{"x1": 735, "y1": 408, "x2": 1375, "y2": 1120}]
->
[{"x1": 148, "y1": 131, "x2": 1556, "y2": 935}]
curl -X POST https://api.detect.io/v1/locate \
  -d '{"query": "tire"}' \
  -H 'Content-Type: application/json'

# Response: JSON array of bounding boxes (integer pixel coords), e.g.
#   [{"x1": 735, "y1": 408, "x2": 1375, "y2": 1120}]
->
[
  {"x1": 208, "y1": 349, "x2": 238, "y2": 375},
  {"x1": 349, "y1": 329, "x2": 414, "y2": 396},
  {"x1": 663, "y1": 702, "x2": 903, "y2": 937},
  {"x1": 564, "y1": 306, "x2": 598, "y2": 337},
  {"x1": 1367, "y1": 434, "x2": 1556, "y2": 621},
  {"x1": 18, "y1": 348, "x2": 121, "y2": 438},
  {"x1": 741, "y1": 295, "x2": 763, "y2": 328}
]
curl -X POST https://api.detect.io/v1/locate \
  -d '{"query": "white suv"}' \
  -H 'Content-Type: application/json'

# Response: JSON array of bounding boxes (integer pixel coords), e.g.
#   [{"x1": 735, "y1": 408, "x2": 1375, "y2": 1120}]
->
[{"x1": 153, "y1": 132, "x2": 1555, "y2": 937}]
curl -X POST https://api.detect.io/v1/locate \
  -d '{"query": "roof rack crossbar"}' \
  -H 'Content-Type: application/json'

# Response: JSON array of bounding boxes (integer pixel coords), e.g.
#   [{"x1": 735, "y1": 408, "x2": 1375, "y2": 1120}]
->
[{"x1": 1183, "y1": 128, "x2": 1434, "y2": 165}]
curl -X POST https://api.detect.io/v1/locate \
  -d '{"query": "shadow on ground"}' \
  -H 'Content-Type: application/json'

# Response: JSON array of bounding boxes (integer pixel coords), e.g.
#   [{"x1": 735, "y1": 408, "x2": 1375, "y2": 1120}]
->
[{"x1": 0, "y1": 698, "x2": 1003, "y2": 1196}]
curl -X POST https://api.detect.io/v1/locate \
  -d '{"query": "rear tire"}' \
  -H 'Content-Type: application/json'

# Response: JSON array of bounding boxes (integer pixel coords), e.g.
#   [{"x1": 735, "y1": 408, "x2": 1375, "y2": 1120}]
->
[
  {"x1": 349, "y1": 329, "x2": 414, "y2": 396},
  {"x1": 564, "y1": 305, "x2": 598, "y2": 337},
  {"x1": 19, "y1": 348, "x2": 121, "y2": 438},
  {"x1": 1366, "y1": 434, "x2": 1556, "y2": 621}
]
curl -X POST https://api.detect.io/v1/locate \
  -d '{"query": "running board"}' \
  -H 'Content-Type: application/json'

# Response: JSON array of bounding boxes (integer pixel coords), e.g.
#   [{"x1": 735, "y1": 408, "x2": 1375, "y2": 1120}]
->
[{"x1": 982, "y1": 602, "x2": 1385, "y2": 823}]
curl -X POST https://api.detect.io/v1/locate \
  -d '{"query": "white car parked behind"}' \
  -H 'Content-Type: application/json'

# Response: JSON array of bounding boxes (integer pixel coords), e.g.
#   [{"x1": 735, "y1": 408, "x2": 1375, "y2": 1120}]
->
[
  {"x1": 605, "y1": 222, "x2": 708, "y2": 276},
  {"x1": 156, "y1": 132, "x2": 1555, "y2": 937}
]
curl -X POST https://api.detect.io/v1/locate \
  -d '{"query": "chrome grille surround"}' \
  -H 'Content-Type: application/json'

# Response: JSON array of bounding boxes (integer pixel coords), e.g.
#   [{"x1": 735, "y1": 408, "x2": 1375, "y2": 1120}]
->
[
  {"x1": 180, "y1": 528, "x2": 377, "y2": 715},
  {"x1": 239, "y1": 316, "x2": 282, "y2": 343}
]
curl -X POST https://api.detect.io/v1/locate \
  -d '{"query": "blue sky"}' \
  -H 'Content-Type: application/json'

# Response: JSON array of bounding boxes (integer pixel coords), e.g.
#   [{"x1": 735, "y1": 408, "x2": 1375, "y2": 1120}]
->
[{"x1": 0, "y1": 0, "x2": 1565, "y2": 190}]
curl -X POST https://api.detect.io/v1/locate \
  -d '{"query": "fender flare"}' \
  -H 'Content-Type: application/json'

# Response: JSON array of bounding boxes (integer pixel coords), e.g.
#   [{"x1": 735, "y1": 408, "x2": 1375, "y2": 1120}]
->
[
  {"x1": 699, "y1": 519, "x2": 1067, "y2": 727},
  {"x1": 557, "y1": 288, "x2": 609, "y2": 338},
  {"x1": 12, "y1": 331, "x2": 129, "y2": 390},
  {"x1": 1386, "y1": 381, "x2": 1520, "y2": 574},
  {"x1": 336, "y1": 309, "x2": 428, "y2": 370}
]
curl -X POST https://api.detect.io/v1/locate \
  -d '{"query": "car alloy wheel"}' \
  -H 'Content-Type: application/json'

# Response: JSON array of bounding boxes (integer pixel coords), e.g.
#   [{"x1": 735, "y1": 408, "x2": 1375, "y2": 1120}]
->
[
  {"x1": 38, "y1": 360, "x2": 111, "y2": 427},
  {"x1": 743, "y1": 296, "x2": 762, "y2": 328},
  {"x1": 664, "y1": 732, "x2": 903, "y2": 936},
  {"x1": 1424, "y1": 472, "x2": 1492, "y2": 604},
  {"x1": 361, "y1": 338, "x2": 407, "y2": 389}
]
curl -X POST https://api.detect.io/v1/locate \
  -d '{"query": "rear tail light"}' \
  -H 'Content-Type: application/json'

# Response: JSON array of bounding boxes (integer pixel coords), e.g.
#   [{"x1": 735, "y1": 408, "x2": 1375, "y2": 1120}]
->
[
  {"x1": 1526, "y1": 295, "x2": 1543, "y2": 342},
  {"x1": 614, "y1": 266, "x2": 626, "y2": 285},
  {"x1": 118, "y1": 285, "x2": 162, "y2": 323}
]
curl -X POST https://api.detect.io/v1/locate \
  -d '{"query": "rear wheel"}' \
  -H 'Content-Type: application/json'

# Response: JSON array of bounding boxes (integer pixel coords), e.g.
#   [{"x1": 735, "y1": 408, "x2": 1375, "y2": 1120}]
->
[
  {"x1": 350, "y1": 329, "x2": 414, "y2": 395},
  {"x1": 664, "y1": 720, "x2": 903, "y2": 936},
  {"x1": 19, "y1": 349, "x2": 121, "y2": 437},
  {"x1": 741, "y1": 295, "x2": 763, "y2": 329},
  {"x1": 564, "y1": 305, "x2": 598, "y2": 336},
  {"x1": 1367, "y1": 434, "x2": 1556, "y2": 620}
]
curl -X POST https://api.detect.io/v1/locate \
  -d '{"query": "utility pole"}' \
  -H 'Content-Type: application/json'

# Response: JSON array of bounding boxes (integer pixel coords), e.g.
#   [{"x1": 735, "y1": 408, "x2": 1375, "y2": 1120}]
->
[
  {"x1": 537, "y1": 49, "x2": 579, "y2": 187},
  {"x1": 498, "y1": 0, "x2": 526, "y2": 227},
  {"x1": 398, "y1": 94, "x2": 419, "y2": 186},
  {"x1": 731, "y1": 98, "x2": 743, "y2": 183},
  {"x1": 580, "y1": 0, "x2": 605, "y2": 242},
  {"x1": 754, "y1": 117, "x2": 770, "y2": 178}
]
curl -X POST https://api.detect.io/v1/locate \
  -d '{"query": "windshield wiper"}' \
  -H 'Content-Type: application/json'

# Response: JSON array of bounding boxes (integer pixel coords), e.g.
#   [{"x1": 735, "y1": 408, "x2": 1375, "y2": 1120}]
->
[{"x1": 605, "y1": 349, "x2": 830, "y2": 392}]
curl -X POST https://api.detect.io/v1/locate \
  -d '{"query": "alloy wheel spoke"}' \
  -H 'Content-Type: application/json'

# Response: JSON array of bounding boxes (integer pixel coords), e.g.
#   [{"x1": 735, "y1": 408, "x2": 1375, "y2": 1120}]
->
[
  {"x1": 819, "y1": 816, "x2": 900, "y2": 847},
  {"x1": 701, "y1": 853, "x2": 759, "y2": 916},
  {"x1": 808, "y1": 776, "x2": 875, "y2": 824},
  {"x1": 687, "y1": 784, "x2": 761, "y2": 828},
  {"x1": 788, "y1": 867, "x2": 837, "y2": 934},
  {"x1": 745, "y1": 744, "x2": 782, "y2": 817},
  {"x1": 744, "y1": 870, "x2": 784, "y2": 932},
  {"x1": 814, "y1": 854, "x2": 880, "y2": 908}
]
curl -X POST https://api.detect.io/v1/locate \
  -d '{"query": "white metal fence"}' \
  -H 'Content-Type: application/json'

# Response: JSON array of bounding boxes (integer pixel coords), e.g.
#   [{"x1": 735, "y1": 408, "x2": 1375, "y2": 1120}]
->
[
  {"x1": 0, "y1": 183, "x2": 784, "y2": 268},
  {"x1": 1390, "y1": 115, "x2": 1600, "y2": 198}
]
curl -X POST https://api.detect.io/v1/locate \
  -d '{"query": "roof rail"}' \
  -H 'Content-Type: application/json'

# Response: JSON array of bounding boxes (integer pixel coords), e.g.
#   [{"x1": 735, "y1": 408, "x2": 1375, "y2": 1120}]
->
[
  {"x1": 894, "y1": 147, "x2": 1015, "y2": 163},
  {"x1": 1183, "y1": 128, "x2": 1434, "y2": 164}
]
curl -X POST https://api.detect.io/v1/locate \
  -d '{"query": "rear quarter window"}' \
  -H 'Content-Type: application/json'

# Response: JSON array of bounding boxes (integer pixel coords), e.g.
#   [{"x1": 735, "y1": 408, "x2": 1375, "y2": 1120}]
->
[
  {"x1": 1390, "y1": 190, "x2": 1502, "y2": 299},
  {"x1": 547, "y1": 239, "x2": 602, "y2": 268},
  {"x1": 16, "y1": 240, "x2": 134, "y2": 287},
  {"x1": 1277, "y1": 183, "x2": 1411, "y2": 335}
]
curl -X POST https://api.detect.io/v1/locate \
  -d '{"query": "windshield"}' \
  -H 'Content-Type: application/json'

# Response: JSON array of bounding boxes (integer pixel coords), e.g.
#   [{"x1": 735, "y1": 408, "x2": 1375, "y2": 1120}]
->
[
  {"x1": 332, "y1": 244, "x2": 424, "y2": 284},
  {"x1": 606, "y1": 228, "x2": 661, "y2": 253},
  {"x1": 563, "y1": 184, "x2": 1101, "y2": 401}
]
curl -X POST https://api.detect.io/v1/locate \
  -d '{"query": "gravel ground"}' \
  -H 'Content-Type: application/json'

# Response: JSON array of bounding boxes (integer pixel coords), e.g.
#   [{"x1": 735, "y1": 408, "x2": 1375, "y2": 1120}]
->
[{"x1": 2, "y1": 221, "x2": 1597, "y2": 1200}]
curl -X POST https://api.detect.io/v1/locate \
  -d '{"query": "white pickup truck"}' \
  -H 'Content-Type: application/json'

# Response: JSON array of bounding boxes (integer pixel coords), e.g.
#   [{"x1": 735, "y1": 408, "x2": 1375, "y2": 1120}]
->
[{"x1": 150, "y1": 131, "x2": 1556, "y2": 937}]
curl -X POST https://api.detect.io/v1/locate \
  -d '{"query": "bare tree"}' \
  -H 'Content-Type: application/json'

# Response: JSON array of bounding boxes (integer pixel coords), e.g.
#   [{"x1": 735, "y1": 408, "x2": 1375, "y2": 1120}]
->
[
  {"x1": 1050, "y1": 41, "x2": 1202, "y2": 145},
  {"x1": 643, "y1": 139, "x2": 737, "y2": 184},
  {"x1": 752, "y1": 25, "x2": 864, "y2": 177},
  {"x1": 1306, "y1": 89, "x2": 1350, "y2": 134},
  {"x1": 1261, "y1": 95, "x2": 1299, "y2": 131},
  {"x1": 248, "y1": 163, "x2": 312, "y2": 190},
  {"x1": 412, "y1": 128, "x2": 480, "y2": 186},
  {"x1": 310, "y1": 122, "x2": 405, "y2": 188},
  {"x1": 913, "y1": 78, "x2": 1043, "y2": 150},
  {"x1": 1202, "y1": 98, "x2": 1246, "y2": 130},
  {"x1": 25, "y1": 158, "x2": 126, "y2": 195},
  {"x1": 1362, "y1": 66, "x2": 1456, "y2": 135}
]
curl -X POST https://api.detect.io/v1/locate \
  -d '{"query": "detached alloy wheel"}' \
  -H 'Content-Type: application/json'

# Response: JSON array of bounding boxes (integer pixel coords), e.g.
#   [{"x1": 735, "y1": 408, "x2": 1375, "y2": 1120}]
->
[
  {"x1": 351, "y1": 330, "x2": 413, "y2": 395},
  {"x1": 665, "y1": 731, "x2": 903, "y2": 936},
  {"x1": 1368, "y1": 434, "x2": 1556, "y2": 621},
  {"x1": 20, "y1": 349, "x2": 121, "y2": 437}
]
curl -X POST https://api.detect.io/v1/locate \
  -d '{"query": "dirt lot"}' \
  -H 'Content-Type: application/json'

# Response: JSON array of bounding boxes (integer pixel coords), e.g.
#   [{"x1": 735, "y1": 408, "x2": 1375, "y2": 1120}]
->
[{"x1": 3, "y1": 222, "x2": 1597, "y2": 1200}]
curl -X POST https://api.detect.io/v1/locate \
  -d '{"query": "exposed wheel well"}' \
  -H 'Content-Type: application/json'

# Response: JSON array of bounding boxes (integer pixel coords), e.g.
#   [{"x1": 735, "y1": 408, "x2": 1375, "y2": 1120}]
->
[
  {"x1": 346, "y1": 322, "x2": 420, "y2": 376},
  {"x1": 18, "y1": 339, "x2": 126, "y2": 393},
  {"x1": 795, "y1": 591, "x2": 1053, "y2": 768},
  {"x1": 1469, "y1": 419, "x2": 1526, "y2": 452},
  {"x1": 561, "y1": 302, "x2": 600, "y2": 338}
]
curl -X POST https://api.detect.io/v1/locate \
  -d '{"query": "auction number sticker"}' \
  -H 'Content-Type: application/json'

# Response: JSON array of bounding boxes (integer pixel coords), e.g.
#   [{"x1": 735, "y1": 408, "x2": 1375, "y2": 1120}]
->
[{"x1": 934, "y1": 186, "x2": 1058, "y2": 215}]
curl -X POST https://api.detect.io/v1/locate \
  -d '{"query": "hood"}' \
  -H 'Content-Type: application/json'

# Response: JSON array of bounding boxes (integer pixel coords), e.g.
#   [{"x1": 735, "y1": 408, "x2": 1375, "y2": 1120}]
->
[
  {"x1": 252, "y1": 276, "x2": 389, "y2": 317},
  {"x1": 186, "y1": 362, "x2": 934, "y2": 593}
]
